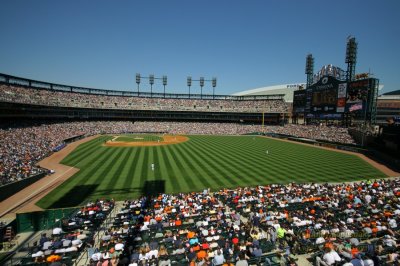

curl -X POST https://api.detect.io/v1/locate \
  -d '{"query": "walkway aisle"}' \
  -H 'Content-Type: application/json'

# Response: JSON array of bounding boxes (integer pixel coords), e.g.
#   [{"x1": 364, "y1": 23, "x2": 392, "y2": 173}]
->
[
  {"x1": 75, "y1": 201, "x2": 124, "y2": 266},
  {"x1": 238, "y1": 211, "x2": 312, "y2": 266}
]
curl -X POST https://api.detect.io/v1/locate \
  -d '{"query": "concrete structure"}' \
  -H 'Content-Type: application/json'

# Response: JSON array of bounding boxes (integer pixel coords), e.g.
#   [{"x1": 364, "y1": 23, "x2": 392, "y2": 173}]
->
[
  {"x1": 233, "y1": 83, "x2": 306, "y2": 103},
  {"x1": 376, "y1": 90, "x2": 400, "y2": 125}
]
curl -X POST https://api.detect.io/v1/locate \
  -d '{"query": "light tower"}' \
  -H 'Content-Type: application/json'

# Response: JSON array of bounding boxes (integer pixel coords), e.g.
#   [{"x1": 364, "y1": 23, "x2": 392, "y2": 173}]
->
[
  {"x1": 162, "y1": 75, "x2": 167, "y2": 97},
  {"x1": 212, "y1": 77, "x2": 217, "y2": 99},
  {"x1": 187, "y1": 76, "x2": 192, "y2": 98},
  {"x1": 200, "y1": 77, "x2": 204, "y2": 99},
  {"x1": 305, "y1": 54, "x2": 314, "y2": 88},
  {"x1": 135, "y1": 73, "x2": 141, "y2": 96},
  {"x1": 345, "y1": 36, "x2": 357, "y2": 81},
  {"x1": 149, "y1": 74, "x2": 154, "y2": 97}
]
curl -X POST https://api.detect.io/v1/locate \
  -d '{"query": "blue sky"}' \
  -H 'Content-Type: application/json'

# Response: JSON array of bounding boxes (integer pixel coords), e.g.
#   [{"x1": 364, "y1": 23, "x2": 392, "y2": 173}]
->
[{"x1": 0, "y1": 0, "x2": 399, "y2": 95}]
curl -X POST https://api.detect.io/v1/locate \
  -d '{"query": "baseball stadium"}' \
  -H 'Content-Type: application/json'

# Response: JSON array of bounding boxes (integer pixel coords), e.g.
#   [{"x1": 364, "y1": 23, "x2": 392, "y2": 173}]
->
[
  {"x1": 1, "y1": 3, "x2": 400, "y2": 266},
  {"x1": 1, "y1": 47, "x2": 400, "y2": 265}
]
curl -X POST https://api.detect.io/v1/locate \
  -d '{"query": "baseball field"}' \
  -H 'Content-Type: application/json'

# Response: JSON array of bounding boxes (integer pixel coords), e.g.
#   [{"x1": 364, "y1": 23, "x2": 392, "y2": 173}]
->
[{"x1": 36, "y1": 134, "x2": 387, "y2": 209}]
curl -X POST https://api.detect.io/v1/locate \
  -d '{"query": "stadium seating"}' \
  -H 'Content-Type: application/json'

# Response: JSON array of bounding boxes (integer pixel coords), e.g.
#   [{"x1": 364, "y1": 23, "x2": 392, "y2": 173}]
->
[
  {"x1": 0, "y1": 84, "x2": 288, "y2": 113},
  {"x1": 14, "y1": 178, "x2": 393, "y2": 266}
]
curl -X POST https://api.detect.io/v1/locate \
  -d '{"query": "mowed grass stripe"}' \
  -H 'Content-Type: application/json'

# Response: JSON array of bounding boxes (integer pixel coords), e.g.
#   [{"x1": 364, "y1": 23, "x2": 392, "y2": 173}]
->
[
  {"x1": 155, "y1": 146, "x2": 172, "y2": 192},
  {"x1": 89, "y1": 148, "x2": 127, "y2": 200},
  {"x1": 200, "y1": 135, "x2": 276, "y2": 182},
  {"x1": 63, "y1": 149, "x2": 125, "y2": 202},
  {"x1": 180, "y1": 137, "x2": 266, "y2": 187},
  {"x1": 56, "y1": 146, "x2": 116, "y2": 189},
  {"x1": 189, "y1": 139, "x2": 241, "y2": 188},
  {"x1": 204, "y1": 137, "x2": 280, "y2": 184},
  {"x1": 140, "y1": 148, "x2": 150, "y2": 189},
  {"x1": 198, "y1": 137, "x2": 265, "y2": 186},
  {"x1": 62, "y1": 136, "x2": 109, "y2": 166},
  {"x1": 129, "y1": 148, "x2": 146, "y2": 198},
  {"x1": 175, "y1": 142, "x2": 216, "y2": 191},
  {"x1": 157, "y1": 147, "x2": 183, "y2": 192},
  {"x1": 36, "y1": 147, "x2": 117, "y2": 208},
  {"x1": 103, "y1": 148, "x2": 131, "y2": 192},
  {"x1": 252, "y1": 137, "x2": 363, "y2": 182},
  {"x1": 160, "y1": 146, "x2": 185, "y2": 192},
  {"x1": 153, "y1": 147, "x2": 161, "y2": 180},
  {"x1": 123, "y1": 148, "x2": 140, "y2": 189},
  {"x1": 68, "y1": 148, "x2": 116, "y2": 185},
  {"x1": 63, "y1": 138, "x2": 110, "y2": 166},
  {"x1": 194, "y1": 137, "x2": 280, "y2": 184},
  {"x1": 178, "y1": 140, "x2": 228, "y2": 188},
  {"x1": 168, "y1": 144, "x2": 199, "y2": 190},
  {"x1": 192, "y1": 137, "x2": 256, "y2": 187}
]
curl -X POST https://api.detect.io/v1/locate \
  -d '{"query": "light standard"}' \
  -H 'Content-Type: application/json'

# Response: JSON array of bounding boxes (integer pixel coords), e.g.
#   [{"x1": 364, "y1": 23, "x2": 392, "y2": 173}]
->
[
  {"x1": 162, "y1": 76, "x2": 167, "y2": 98},
  {"x1": 135, "y1": 73, "x2": 141, "y2": 96},
  {"x1": 149, "y1": 74, "x2": 154, "y2": 97},
  {"x1": 187, "y1": 76, "x2": 192, "y2": 98},
  {"x1": 200, "y1": 77, "x2": 204, "y2": 99},
  {"x1": 212, "y1": 77, "x2": 217, "y2": 99}
]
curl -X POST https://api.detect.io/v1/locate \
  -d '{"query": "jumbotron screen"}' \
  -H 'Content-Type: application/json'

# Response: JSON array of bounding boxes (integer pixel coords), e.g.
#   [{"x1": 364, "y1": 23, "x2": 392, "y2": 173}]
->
[
  {"x1": 293, "y1": 90, "x2": 306, "y2": 113},
  {"x1": 308, "y1": 76, "x2": 343, "y2": 113},
  {"x1": 312, "y1": 88, "x2": 337, "y2": 105},
  {"x1": 294, "y1": 76, "x2": 378, "y2": 119}
]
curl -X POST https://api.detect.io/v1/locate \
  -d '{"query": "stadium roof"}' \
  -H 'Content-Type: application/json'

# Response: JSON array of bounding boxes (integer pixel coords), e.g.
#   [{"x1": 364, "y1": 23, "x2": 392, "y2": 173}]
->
[
  {"x1": 234, "y1": 83, "x2": 385, "y2": 103},
  {"x1": 232, "y1": 83, "x2": 306, "y2": 103},
  {"x1": 382, "y1": 89, "x2": 400, "y2": 96},
  {"x1": 379, "y1": 89, "x2": 400, "y2": 100}
]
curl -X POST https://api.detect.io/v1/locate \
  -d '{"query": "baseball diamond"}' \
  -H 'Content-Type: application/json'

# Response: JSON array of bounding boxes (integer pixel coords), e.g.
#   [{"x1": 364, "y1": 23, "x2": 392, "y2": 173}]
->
[{"x1": 36, "y1": 134, "x2": 387, "y2": 209}]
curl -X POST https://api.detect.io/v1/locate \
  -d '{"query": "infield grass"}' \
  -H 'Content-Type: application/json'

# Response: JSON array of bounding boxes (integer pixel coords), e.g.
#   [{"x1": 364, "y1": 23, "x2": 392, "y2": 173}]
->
[
  {"x1": 115, "y1": 134, "x2": 162, "y2": 142},
  {"x1": 36, "y1": 135, "x2": 387, "y2": 208}
]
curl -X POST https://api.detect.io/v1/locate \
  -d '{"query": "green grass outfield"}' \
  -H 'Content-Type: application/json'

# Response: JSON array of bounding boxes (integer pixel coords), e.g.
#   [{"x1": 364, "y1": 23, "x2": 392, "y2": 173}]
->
[{"x1": 36, "y1": 135, "x2": 387, "y2": 209}]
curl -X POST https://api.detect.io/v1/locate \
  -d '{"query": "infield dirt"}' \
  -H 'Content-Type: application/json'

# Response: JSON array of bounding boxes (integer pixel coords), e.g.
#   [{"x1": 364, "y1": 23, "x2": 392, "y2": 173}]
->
[{"x1": 103, "y1": 135, "x2": 188, "y2": 147}]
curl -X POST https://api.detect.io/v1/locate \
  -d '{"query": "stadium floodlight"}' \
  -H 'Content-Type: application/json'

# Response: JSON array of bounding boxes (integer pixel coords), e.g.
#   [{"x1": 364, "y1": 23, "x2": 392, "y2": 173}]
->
[
  {"x1": 212, "y1": 77, "x2": 217, "y2": 99},
  {"x1": 200, "y1": 77, "x2": 204, "y2": 99},
  {"x1": 187, "y1": 76, "x2": 192, "y2": 98},
  {"x1": 305, "y1": 54, "x2": 314, "y2": 88},
  {"x1": 149, "y1": 74, "x2": 154, "y2": 96},
  {"x1": 305, "y1": 54, "x2": 314, "y2": 74},
  {"x1": 162, "y1": 75, "x2": 167, "y2": 97},
  {"x1": 345, "y1": 36, "x2": 357, "y2": 81},
  {"x1": 136, "y1": 73, "x2": 141, "y2": 96}
]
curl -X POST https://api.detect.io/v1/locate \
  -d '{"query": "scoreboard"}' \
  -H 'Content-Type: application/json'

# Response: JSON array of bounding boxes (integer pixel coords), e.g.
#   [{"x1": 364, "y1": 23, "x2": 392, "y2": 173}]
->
[
  {"x1": 305, "y1": 76, "x2": 346, "y2": 115},
  {"x1": 293, "y1": 76, "x2": 379, "y2": 122},
  {"x1": 293, "y1": 90, "x2": 306, "y2": 113}
]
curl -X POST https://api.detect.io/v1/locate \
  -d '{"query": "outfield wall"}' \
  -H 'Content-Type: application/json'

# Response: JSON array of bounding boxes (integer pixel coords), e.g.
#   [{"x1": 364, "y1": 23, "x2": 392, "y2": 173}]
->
[{"x1": 0, "y1": 172, "x2": 48, "y2": 202}]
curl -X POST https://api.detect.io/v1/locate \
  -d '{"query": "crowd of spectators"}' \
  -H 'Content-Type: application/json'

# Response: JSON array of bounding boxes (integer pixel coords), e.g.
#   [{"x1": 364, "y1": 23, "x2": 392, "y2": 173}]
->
[
  {"x1": 84, "y1": 178, "x2": 400, "y2": 266},
  {"x1": 0, "y1": 121, "x2": 355, "y2": 186},
  {"x1": 132, "y1": 122, "x2": 355, "y2": 144},
  {"x1": 132, "y1": 122, "x2": 263, "y2": 135},
  {"x1": 265, "y1": 124, "x2": 356, "y2": 145},
  {"x1": 22, "y1": 199, "x2": 114, "y2": 265},
  {"x1": 0, "y1": 84, "x2": 288, "y2": 113},
  {"x1": 0, "y1": 121, "x2": 137, "y2": 185}
]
